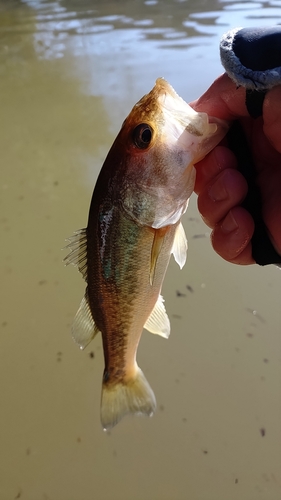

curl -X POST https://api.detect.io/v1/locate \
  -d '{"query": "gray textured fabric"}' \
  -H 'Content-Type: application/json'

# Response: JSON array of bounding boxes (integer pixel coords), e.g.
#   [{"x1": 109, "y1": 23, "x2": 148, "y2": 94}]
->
[{"x1": 220, "y1": 27, "x2": 281, "y2": 90}]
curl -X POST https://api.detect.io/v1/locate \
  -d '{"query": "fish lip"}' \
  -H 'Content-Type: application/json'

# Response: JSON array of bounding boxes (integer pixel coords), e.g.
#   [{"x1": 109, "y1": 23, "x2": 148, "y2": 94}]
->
[
  {"x1": 155, "y1": 77, "x2": 179, "y2": 98},
  {"x1": 155, "y1": 78, "x2": 200, "y2": 129}
]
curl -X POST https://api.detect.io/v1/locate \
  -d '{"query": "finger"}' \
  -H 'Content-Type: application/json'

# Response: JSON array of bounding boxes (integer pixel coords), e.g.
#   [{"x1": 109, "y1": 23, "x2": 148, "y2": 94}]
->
[
  {"x1": 263, "y1": 85, "x2": 281, "y2": 154},
  {"x1": 198, "y1": 168, "x2": 248, "y2": 229},
  {"x1": 194, "y1": 145, "x2": 238, "y2": 195},
  {"x1": 196, "y1": 166, "x2": 248, "y2": 230},
  {"x1": 211, "y1": 207, "x2": 255, "y2": 264},
  {"x1": 190, "y1": 73, "x2": 249, "y2": 120}
]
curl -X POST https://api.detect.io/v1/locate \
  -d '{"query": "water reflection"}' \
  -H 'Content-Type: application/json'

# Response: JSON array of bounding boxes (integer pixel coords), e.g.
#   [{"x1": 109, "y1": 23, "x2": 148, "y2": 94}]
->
[
  {"x1": 16, "y1": 0, "x2": 281, "y2": 54},
  {"x1": 3, "y1": 1, "x2": 281, "y2": 92},
  {"x1": 11, "y1": 0, "x2": 281, "y2": 109}
]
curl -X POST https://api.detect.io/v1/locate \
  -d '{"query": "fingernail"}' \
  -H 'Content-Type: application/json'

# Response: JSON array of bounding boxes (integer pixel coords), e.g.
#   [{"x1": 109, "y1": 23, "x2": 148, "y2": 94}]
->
[
  {"x1": 221, "y1": 211, "x2": 238, "y2": 234},
  {"x1": 208, "y1": 178, "x2": 228, "y2": 202}
]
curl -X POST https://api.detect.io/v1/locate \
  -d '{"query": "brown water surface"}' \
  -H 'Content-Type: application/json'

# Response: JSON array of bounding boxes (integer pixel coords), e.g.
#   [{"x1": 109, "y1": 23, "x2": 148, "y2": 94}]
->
[{"x1": 1, "y1": 1, "x2": 281, "y2": 499}]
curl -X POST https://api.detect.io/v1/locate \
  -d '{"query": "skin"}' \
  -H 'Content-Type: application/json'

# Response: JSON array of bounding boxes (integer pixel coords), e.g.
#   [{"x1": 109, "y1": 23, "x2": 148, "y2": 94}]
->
[{"x1": 190, "y1": 73, "x2": 281, "y2": 265}]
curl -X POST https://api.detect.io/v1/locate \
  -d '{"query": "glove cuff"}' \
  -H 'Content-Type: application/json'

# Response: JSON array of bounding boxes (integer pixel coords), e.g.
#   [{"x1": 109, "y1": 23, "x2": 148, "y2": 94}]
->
[{"x1": 220, "y1": 26, "x2": 281, "y2": 91}]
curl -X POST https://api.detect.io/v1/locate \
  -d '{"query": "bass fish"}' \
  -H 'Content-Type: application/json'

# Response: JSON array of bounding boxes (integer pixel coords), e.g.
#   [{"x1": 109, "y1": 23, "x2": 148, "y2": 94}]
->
[{"x1": 65, "y1": 78, "x2": 227, "y2": 430}]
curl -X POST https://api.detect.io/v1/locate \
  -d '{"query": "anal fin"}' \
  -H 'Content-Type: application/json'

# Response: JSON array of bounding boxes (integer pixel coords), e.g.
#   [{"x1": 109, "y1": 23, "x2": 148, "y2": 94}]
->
[
  {"x1": 72, "y1": 289, "x2": 100, "y2": 349},
  {"x1": 144, "y1": 294, "x2": 170, "y2": 339}
]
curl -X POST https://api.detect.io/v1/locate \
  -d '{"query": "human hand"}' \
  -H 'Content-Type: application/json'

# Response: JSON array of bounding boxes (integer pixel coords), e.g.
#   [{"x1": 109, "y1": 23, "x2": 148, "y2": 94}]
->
[{"x1": 191, "y1": 73, "x2": 281, "y2": 265}]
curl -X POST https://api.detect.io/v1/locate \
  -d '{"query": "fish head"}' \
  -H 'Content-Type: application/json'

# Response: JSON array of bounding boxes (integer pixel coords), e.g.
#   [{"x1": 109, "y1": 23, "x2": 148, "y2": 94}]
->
[{"x1": 111, "y1": 78, "x2": 228, "y2": 228}]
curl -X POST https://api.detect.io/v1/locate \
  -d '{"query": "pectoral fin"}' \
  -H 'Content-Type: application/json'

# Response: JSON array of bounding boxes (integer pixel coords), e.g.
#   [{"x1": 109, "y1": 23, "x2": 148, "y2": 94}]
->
[
  {"x1": 150, "y1": 227, "x2": 168, "y2": 285},
  {"x1": 172, "y1": 222, "x2": 187, "y2": 269},
  {"x1": 72, "y1": 290, "x2": 100, "y2": 349},
  {"x1": 144, "y1": 295, "x2": 170, "y2": 339}
]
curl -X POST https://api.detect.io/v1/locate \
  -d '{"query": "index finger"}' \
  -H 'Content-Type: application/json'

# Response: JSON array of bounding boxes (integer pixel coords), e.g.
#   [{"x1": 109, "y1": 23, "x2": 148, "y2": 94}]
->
[{"x1": 190, "y1": 73, "x2": 249, "y2": 121}]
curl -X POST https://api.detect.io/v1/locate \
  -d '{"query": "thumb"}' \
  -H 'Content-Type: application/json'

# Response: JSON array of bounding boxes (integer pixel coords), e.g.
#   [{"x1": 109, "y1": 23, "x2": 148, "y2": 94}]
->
[{"x1": 190, "y1": 73, "x2": 249, "y2": 121}]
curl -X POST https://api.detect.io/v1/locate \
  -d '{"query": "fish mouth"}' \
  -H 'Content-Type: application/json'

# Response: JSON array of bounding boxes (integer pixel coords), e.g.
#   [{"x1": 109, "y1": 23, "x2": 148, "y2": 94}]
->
[
  {"x1": 155, "y1": 78, "x2": 189, "y2": 113},
  {"x1": 154, "y1": 77, "x2": 181, "y2": 99},
  {"x1": 155, "y1": 78, "x2": 204, "y2": 132},
  {"x1": 153, "y1": 78, "x2": 229, "y2": 165}
]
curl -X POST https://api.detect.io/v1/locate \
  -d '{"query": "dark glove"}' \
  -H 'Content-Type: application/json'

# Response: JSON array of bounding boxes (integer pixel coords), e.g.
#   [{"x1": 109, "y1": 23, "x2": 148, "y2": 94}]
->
[{"x1": 220, "y1": 26, "x2": 281, "y2": 265}]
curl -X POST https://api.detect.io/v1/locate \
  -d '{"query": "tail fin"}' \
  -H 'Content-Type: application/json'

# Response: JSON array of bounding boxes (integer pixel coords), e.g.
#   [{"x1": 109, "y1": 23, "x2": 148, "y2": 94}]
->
[{"x1": 100, "y1": 368, "x2": 156, "y2": 431}]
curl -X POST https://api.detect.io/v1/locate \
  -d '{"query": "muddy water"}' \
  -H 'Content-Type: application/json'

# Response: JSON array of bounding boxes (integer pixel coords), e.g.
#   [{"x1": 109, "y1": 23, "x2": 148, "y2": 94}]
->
[{"x1": 1, "y1": 1, "x2": 281, "y2": 499}]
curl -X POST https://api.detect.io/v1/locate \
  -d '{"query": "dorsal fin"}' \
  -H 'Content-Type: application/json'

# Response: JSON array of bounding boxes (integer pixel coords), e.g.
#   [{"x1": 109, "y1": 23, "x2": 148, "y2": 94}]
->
[
  {"x1": 172, "y1": 222, "x2": 187, "y2": 269},
  {"x1": 72, "y1": 289, "x2": 100, "y2": 349},
  {"x1": 64, "y1": 228, "x2": 88, "y2": 281},
  {"x1": 144, "y1": 295, "x2": 170, "y2": 339}
]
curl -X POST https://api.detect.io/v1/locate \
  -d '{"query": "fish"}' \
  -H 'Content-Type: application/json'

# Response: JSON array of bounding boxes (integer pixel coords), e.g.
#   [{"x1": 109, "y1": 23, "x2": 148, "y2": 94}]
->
[{"x1": 64, "y1": 78, "x2": 228, "y2": 430}]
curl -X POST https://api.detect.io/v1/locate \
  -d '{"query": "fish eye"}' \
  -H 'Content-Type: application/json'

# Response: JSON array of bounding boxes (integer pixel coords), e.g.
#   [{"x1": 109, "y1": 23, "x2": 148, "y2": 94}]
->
[{"x1": 133, "y1": 123, "x2": 153, "y2": 149}]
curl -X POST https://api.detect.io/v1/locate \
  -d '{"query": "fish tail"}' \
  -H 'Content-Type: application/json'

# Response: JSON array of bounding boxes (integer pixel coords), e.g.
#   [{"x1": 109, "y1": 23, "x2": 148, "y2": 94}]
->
[{"x1": 100, "y1": 367, "x2": 156, "y2": 431}]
